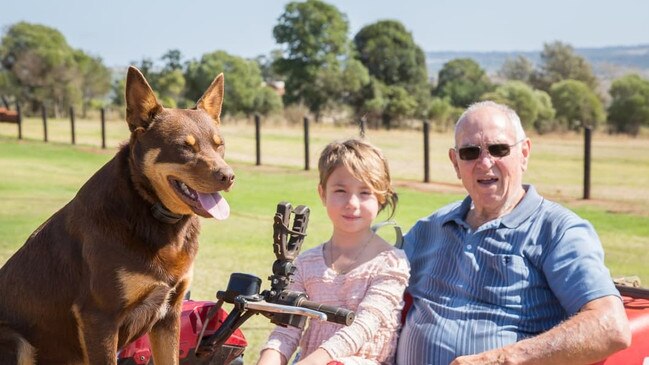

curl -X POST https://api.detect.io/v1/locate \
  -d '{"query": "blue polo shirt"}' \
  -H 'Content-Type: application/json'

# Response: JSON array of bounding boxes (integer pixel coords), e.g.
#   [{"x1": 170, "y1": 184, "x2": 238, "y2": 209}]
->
[{"x1": 396, "y1": 185, "x2": 618, "y2": 365}]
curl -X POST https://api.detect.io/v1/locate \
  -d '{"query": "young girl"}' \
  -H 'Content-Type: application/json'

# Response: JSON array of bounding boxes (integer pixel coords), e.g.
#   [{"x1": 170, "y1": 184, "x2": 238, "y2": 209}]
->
[{"x1": 256, "y1": 138, "x2": 410, "y2": 365}]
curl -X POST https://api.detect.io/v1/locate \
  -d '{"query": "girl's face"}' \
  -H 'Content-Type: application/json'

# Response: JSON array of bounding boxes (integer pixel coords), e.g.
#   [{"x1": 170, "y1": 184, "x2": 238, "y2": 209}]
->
[{"x1": 318, "y1": 165, "x2": 380, "y2": 235}]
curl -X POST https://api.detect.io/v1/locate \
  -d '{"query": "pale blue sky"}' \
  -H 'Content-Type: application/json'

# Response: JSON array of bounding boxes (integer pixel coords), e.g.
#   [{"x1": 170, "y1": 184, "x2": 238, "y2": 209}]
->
[{"x1": 2, "y1": 0, "x2": 648, "y2": 67}]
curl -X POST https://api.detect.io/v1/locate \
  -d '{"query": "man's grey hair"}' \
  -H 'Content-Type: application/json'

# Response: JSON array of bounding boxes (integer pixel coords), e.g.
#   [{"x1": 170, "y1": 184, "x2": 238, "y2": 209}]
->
[{"x1": 455, "y1": 101, "x2": 527, "y2": 141}]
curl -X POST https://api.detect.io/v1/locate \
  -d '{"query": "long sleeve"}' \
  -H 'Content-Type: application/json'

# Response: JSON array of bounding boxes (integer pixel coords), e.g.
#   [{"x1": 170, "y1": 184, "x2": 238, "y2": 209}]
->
[{"x1": 320, "y1": 249, "x2": 409, "y2": 363}]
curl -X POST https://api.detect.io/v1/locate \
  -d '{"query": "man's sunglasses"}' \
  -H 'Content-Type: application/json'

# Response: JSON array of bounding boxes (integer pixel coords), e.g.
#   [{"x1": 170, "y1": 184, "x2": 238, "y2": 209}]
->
[{"x1": 456, "y1": 139, "x2": 525, "y2": 161}]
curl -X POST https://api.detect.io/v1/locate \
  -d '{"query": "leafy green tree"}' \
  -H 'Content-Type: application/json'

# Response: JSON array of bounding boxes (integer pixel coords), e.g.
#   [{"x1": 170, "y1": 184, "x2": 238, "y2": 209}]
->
[
  {"x1": 498, "y1": 56, "x2": 534, "y2": 83},
  {"x1": 131, "y1": 51, "x2": 188, "y2": 108},
  {"x1": 111, "y1": 78, "x2": 126, "y2": 109},
  {"x1": 480, "y1": 81, "x2": 556, "y2": 133},
  {"x1": 155, "y1": 69, "x2": 186, "y2": 108},
  {"x1": 255, "y1": 49, "x2": 284, "y2": 82},
  {"x1": 427, "y1": 97, "x2": 462, "y2": 131},
  {"x1": 435, "y1": 58, "x2": 492, "y2": 108},
  {"x1": 352, "y1": 20, "x2": 430, "y2": 124},
  {"x1": 533, "y1": 89, "x2": 558, "y2": 134},
  {"x1": 549, "y1": 79, "x2": 605, "y2": 130},
  {"x1": 272, "y1": 0, "x2": 351, "y2": 119},
  {"x1": 353, "y1": 20, "x2": 428, "y2": 87},
  {"x1": 607, "y1": 74, "x2": 649, "y2": 136},
  {"x1": 185, "y1": 50, "x2": 282, "y2": 116},
  {"x1": 73, "y1": 50, "x2": 111, "y2": 116},
  {"x1": 0, "y1": 22, "x2": 78, "y2": 115},
  {"x1": 161, "y1": 49, "x2": 183, "y2": 72},
  {"x1": 531, "y1": 41, "x2": 598, "y2": 92}
]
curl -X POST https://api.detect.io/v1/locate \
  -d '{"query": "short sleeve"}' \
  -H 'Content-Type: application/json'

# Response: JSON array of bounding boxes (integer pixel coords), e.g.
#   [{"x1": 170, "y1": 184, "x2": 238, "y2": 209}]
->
[{"x1": 542, "y1": 218, "x2": 618, "y2": 314}]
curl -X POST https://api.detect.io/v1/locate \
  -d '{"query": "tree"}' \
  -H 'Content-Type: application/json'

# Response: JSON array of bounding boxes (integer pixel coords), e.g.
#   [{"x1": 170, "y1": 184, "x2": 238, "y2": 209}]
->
[
  {"x1": 155, "y1": 69, "x2": 186, "y2": 108},
  {"x1": 607, "y1": 74, "x2": 649, "y2": 136},
  {"x1": 498, "y1": 55, "x2": 534, "y2": 83},
  {"x1": 480, "y1": 81, "x2": 556, "y2": 133},
  {"x1": 353, "y1": 20, "x2": 428, "y2": 87},
  {"x1": 352, "y1": 20, "x2": 431, "y2": 124},
  {"x1": 427, "y1": 97, "x2": 462, "y2": 131},
  {"x1": 161, "y1": 49, "x2": 183, "y2": 72},
  {"x1": 73, "y1": 51, "x2": 111, "y2": 116},
  {"x1": 272, "y1": 0, "x2": 351, "y2": 119},
  {"x1": 0, "y1": 22, "x2": 78, "y2": 116},
  {"x1": 531, "y1": 41, "x2": 598, "y2": 92},
  {"x1": 549, "y1": 79, "x2": 605, "y2": 131},
  {"x1": 435, "y1": 58, "x2": 492, "y2": 108},
  {"x1": 185, "y1": 50, "x2": 282, "y2": 116}
]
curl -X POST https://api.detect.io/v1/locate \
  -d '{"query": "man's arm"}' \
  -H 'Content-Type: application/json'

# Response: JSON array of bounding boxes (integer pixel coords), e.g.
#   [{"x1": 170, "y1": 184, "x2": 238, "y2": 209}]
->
[{"x1": 451, "y1": 295, "x2": 631, "y2": 365}]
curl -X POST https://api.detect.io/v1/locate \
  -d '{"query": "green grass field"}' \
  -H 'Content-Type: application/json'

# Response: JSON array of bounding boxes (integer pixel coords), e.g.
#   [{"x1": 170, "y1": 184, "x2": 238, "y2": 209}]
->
[{"x1": 1, "y1": 118, "x2": 648, "y2": 358}]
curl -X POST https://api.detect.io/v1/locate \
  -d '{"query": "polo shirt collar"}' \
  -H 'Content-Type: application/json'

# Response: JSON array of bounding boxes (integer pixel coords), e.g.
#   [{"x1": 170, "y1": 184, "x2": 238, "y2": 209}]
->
[{"x1": 501, "y1": 185, "x2": 543, "y2": 228}]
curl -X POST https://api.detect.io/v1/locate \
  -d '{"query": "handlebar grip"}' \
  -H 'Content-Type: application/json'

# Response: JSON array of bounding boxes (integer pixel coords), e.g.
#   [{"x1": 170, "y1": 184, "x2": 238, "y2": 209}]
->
[{"x1": 298, "y1": 300, "x2": 355, "y2": 326}]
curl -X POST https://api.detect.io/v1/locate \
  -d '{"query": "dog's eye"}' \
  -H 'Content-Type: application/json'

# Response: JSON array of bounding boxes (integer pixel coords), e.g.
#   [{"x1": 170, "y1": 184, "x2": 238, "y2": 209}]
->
[
  {"x1": 213, "y1": 134, "x2": 223, "y2": 147},
  {"x1": 183, "y1": 135, "x2": 200, "y2": 153}
]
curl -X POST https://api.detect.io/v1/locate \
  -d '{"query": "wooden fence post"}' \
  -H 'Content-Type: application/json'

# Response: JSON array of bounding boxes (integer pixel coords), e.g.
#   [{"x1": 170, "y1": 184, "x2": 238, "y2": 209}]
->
[
  {"x1": 255, "y1": 114, "x2": 261, "y2": 166},
  {"x1": 16, "y1": 102, "x2": 22, "y2": 140},
  {"x1": 423, "y1": 120, "x2": 430, "y2": 183},
  {"x1": 583, "y1": 126, "x2": 592, "y2": 200},
  {"x1": 101, "y1": 108, "x2": 106, "y2": 149},
  {"x1": 303, "y1": 116, "x2": 310, "y2": 171},
  {"x1": 70, "y1": 106, "x2": 76, "y2": 145},
  {"x1": 42, "y1": 105, "x2": 48, "y2": 142}
]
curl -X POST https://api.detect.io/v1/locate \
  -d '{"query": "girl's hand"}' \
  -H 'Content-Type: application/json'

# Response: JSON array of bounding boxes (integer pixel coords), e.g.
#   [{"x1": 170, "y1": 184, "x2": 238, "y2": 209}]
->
[
  {"x1": 256, "y1": 348, "x2": 288, "y2": 365},
  {"x1": 295, "y1": 348, "x2": 333, "y2": 365}
]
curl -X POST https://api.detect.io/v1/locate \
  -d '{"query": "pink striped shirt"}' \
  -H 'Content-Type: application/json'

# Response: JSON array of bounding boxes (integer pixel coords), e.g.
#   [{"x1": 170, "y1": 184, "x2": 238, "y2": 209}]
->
[{"x1": 261, "y1": 244, "x2": 410, "y2": 365}]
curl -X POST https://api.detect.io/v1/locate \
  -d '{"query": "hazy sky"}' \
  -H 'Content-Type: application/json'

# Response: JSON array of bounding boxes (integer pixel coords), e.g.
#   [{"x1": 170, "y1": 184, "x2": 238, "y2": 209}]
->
[{"x1": 2, "y1": 0, "x2": 648, "y2": 67}]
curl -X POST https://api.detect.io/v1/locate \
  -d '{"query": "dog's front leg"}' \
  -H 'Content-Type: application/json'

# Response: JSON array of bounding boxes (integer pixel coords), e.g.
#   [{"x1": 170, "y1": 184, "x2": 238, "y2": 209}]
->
[
  {"x1": 73, "y1": 304, "x2": 119, "y2": 365},
  {"x1": 149, "y1": 311, "x2": 181, "y2": 365},
  {"x1": 148, "y1": 279, "x2": 189, "y2": 365}
]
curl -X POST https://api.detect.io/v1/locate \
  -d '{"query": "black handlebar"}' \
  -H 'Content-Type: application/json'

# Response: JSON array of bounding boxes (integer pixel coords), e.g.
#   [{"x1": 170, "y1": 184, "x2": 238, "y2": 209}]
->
[{"x1": 298, "y1": 299, "x2": 355, "y2": 326}]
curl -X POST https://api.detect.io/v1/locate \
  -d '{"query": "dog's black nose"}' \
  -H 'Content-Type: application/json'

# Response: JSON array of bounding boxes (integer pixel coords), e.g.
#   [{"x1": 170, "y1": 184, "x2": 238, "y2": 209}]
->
[{"x1": 216, "y1": 166, "x2": 235, "y2": 185}]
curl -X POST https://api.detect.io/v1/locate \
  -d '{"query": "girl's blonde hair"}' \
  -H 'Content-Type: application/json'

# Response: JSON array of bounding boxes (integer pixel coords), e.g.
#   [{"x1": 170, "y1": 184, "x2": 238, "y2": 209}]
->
[{"x1": 318, "y1": 138, "x2": 398, "y2": 218}]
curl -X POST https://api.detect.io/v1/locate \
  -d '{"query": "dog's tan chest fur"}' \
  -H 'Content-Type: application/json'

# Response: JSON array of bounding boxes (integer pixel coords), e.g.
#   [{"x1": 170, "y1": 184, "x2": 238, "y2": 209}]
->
[{"x1": 117, "y1": 270, "x2": 182, "y2": 343}]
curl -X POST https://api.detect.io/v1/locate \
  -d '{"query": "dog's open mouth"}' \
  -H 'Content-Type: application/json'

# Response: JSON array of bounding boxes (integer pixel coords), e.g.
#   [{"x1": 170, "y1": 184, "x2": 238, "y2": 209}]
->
[{"x1": 169, "y1": 178, "x2": 230, "y2": 220}]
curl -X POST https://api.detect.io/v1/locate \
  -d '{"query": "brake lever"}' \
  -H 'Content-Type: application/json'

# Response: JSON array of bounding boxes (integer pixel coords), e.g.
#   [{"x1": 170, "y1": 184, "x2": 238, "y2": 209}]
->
[{"x1": 272, "y1": 202, "x2": 309, "y2": 261}]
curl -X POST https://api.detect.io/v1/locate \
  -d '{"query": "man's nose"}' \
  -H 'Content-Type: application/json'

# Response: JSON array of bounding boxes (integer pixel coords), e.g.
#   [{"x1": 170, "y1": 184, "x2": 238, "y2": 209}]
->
[{"x1": 476, "y1": 148, "x2": 495, "y2": 166}]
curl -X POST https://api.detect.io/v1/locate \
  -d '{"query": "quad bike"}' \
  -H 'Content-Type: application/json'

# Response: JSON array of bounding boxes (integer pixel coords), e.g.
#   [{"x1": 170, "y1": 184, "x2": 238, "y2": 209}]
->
[
  {"x1": 118, "y1": 202, "x2": 354, "y2": 365},
  {"x1": 118, "y1": 202, "x2": 649, "y2": 365}
]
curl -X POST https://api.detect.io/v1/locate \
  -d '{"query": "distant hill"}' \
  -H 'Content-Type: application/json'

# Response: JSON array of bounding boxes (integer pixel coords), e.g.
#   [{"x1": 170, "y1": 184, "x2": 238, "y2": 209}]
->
[{"x1": 425, "y1": 44, "x2": 649, "y2": 81}]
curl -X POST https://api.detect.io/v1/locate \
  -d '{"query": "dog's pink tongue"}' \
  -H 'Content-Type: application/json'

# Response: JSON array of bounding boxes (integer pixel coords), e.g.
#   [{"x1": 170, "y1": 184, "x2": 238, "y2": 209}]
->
[{"x1": 197, "y1": 192, "x2": 230, "y2": 220}]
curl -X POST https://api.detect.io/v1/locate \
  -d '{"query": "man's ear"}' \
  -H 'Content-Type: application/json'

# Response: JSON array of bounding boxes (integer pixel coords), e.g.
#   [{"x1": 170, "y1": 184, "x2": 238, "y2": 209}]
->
[
  {"x1": 520, "y1": 138, "x2": 532, "y2": 172},
  {"x1": 196, "y1": 73, "x2": 224, "y2": 125},
  {"x1": 448, "y1": 148, "x2": 461, "y2": 179},
  {"x1": 125, "y1": 66, "x2": 162, "y2": 132}
]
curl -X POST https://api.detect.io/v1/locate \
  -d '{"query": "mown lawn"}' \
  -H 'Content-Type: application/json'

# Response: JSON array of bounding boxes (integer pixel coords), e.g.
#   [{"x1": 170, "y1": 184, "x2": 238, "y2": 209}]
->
[{"x1": 1, "y1": 122, "x2": 647, "y2": 358}]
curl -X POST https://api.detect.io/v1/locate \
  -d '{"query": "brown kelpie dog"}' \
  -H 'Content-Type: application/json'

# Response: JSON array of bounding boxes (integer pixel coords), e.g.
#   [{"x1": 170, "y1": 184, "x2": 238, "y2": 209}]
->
[{"x1": 0, "y1": 66, "x2": 234, "y2": 364}]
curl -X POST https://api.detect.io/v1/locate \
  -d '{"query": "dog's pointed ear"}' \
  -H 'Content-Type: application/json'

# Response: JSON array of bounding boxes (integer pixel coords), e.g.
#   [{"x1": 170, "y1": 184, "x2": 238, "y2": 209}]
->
[
  {"x1": 196, "y1": 73, "x2": 224, "y2": 125},
  {"x1": 125, "y1": 66, "x2": 163, "y2": 132}
]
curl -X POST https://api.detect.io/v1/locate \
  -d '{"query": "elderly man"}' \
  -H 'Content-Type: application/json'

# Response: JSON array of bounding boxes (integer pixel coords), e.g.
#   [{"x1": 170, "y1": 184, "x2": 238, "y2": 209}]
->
[{"x1": 397, "y1": 101, "x2": 630, "y2": 365}]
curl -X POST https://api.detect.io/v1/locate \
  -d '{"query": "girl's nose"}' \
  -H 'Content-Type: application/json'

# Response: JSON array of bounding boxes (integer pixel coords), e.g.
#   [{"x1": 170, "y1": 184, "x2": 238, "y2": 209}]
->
[{"x1": 346, "y1": 193, "x2": 360, "y2": 208}]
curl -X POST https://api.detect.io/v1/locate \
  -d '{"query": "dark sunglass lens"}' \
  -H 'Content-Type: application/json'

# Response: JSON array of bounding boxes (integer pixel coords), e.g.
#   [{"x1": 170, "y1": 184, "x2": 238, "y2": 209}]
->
[
  {"x1": 459, "y1": 146, "x2": 481, "y2": 160},
  {"x1": 488, "y1": 144, "x2": 511, "y2": 157}
]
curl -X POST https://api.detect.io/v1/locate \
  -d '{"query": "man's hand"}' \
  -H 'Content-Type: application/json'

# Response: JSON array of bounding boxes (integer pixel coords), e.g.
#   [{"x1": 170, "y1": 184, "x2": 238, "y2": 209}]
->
[{"x1": 451, "y1": 350, "x2": 507, "y2": 364}]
